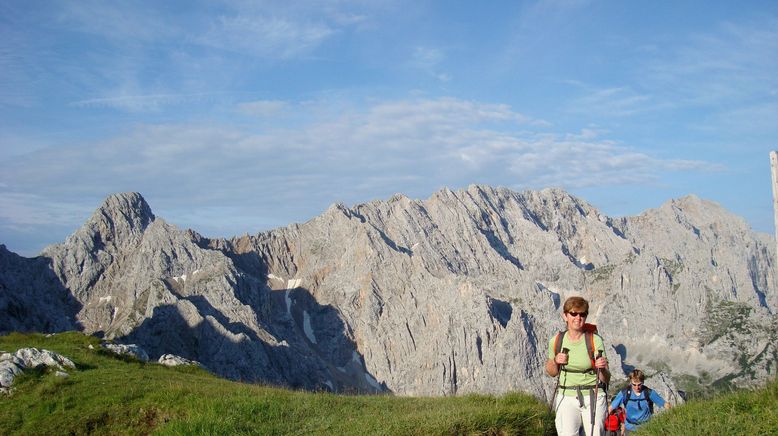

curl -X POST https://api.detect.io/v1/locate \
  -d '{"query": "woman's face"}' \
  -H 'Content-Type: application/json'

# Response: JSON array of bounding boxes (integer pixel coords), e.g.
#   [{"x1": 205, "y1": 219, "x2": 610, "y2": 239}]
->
[
  {"x1": 563, "y1": 307, "x2": 588, "y2": 330},
  {"x1": 630, "y1": 380, "x2": 644, "y2": 394}
]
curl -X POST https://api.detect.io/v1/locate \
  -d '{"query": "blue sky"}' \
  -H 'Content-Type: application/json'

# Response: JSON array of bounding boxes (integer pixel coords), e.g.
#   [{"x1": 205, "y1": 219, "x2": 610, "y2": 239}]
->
[{"x1": 1, "y1": 0, "x2": 777, "y2": 257}]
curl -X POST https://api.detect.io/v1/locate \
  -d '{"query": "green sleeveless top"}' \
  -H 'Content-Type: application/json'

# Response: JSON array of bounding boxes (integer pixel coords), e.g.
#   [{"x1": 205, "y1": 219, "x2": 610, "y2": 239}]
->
[{"x1": 547, "y1": 332, "x2": 606, "y2": 396}]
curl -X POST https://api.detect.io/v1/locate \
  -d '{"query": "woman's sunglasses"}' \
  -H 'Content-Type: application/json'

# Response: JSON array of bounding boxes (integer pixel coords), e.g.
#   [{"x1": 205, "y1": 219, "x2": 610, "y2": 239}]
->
[{"x1": 566, "y1": 311, "x2": 588, "y2": 318}]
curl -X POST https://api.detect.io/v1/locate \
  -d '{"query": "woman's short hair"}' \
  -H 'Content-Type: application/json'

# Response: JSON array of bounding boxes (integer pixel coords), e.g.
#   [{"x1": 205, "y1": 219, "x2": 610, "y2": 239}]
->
[
  {"x1": 629, "y1": 369, "x2": 646, "y2": 382},
  {"x1": 562, "y1": 296, "x2": 589, "y2": 314}
]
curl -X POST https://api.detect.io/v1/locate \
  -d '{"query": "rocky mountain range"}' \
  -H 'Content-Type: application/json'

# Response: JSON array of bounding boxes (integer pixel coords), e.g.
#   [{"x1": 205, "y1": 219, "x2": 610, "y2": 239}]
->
[{"x1": 1, "y1": 186, "x2": 776, "y2": 400}]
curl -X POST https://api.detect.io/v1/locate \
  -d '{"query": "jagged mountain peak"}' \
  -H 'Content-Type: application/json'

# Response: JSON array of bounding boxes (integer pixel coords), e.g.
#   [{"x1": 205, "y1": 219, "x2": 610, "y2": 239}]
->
[
  {"x1": 663, "y1": 194, "x2": 720, "y2": 214},
  {"x1": 76, "y1": 192, "x2": 155, "y2": 245},
  {"x1": 631, "y1": 194, "x2": 751, "y2": 235},
  {"x1": 92, "y1": 192, "x2": 155, "y2": 227}
]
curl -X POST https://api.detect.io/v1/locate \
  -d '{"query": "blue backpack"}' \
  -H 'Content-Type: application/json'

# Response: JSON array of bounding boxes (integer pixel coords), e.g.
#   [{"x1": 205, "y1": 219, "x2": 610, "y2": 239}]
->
[{"x1": 619, "y1": 385, "x2": 654, "y2": 414}]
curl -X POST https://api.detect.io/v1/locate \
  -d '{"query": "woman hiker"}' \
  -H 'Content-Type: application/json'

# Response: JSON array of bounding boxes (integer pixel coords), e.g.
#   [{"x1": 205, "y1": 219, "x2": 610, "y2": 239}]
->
[
  {"x1": 546, "y1": 296, "x2": 610, "y2": 436},
  {"x1": 609, "y1": 369, "x2": 671, "y2": 434}
]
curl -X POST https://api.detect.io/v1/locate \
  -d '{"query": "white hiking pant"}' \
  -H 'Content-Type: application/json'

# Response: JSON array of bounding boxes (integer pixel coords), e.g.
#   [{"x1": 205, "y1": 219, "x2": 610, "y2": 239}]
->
[{"x1": 553, "y1": 390, "x2": 607, "y2": 436}]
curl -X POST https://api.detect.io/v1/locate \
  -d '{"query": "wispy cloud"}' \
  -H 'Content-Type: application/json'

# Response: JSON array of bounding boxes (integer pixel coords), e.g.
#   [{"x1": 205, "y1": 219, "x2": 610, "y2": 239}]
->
[
  {"x1": 645, "y1": 20, "x2": 778, "y2": 104},
  {"x1": 57, "y1": 0, "x2": 178, "y2": 43},
  {"x1": 199, "y1": 15, "x2": 336, "y2": 59},
  {"x1": 193, "y1": 1, "x2": 381, "y2": 59},
  {"x1": 71, "y1": 92, "x2": 222, "y2": 112},
  {"x1": 566, "y1": 86, "x2": 656, "y2": 117},
  {"x1": 237, "y1": 100, "x2": 289, "y2": 117},
  {"x1": 556, "y1": 17, "x2": 778, "y2": 136},
  {"x1": 30, "y1": 1, "x2": 380, "y2": 115},
  {"x1": 640, "y1": 18, "x2": 778, "y2": 131},
  {"x1": 0, "y1": 192, "x2": 93, "y2": 228},
  {"x1": 0, "y1": 96, "x2": 722, "y2": 239},
  {"x1": 495, "y1": 0, "x2": 592, "y2": 73},
  {"x1": 412, "y1": 46, "x2": 450, "y2": 82},
  {"x1": 505, "y1": 137, "x2": 724, "y2": 188}
]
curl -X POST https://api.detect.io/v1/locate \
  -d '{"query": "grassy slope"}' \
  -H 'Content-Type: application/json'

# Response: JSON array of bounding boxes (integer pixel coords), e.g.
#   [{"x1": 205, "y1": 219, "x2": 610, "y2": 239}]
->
[
  {"x1": 637, "y1": 378, "x2": 778, "y2": 435},
  {"x1": 3, "y1": 332, "x2": 776, "y2": 435},
  {"x1": 0, "y1": 332, "x2": 553, "y2": 435}
]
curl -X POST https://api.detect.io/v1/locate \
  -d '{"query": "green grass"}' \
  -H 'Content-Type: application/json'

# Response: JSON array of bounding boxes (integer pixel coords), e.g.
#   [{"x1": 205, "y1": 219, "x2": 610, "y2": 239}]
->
[
  {"x1": 636, "y1": 378, "x2": 778, "y2": 435},
  {"x1": 0, "y1": 332, "x2": 553, "y2": 435},
  {"x1": 4, "y1": 332, "x2": 777, "y2": 435}
]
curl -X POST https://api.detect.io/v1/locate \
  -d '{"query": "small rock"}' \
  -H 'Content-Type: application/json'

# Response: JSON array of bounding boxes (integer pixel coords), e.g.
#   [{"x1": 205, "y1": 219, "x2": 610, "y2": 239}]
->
[
  {"x1": 0, "y1": 359, "x2": 25, "y2": 388},
  {"x1": 14, "y1": 348, "x2": 76, "y2": 370},
  {"x1": 102, "y1": 343, "x2": 150, "y2": 362},
  {"x1": 158, "y1": 354, "x2": 201, "y2": 367},
  {"x1": 1, "y1": 348, "x2": 77, "y2": 390}
]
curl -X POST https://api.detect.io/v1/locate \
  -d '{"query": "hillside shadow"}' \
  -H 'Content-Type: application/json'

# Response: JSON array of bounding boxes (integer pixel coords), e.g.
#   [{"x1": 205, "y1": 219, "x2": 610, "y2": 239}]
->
[
  {"x1": 267, "y1": 284, "x2": 389, "y2": 394},
  {"x1": 118, "y1": 282, "x2": 387, "y2": 394},
  {"x1": 177, "y1": 293, "x2": 263, "y2": 343},
  {"x1": 0, "y1": 249, "x2": 83, "y2": 335}
]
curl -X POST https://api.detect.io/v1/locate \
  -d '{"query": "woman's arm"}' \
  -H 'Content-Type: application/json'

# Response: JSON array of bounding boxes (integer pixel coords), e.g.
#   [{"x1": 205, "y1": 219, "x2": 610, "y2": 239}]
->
[
  {"x1": 609, "y1": 392, "x2": 623, "y2": 411},
  {"x1": 545, "y1": 357, "x2": 559, "y2": 377}
]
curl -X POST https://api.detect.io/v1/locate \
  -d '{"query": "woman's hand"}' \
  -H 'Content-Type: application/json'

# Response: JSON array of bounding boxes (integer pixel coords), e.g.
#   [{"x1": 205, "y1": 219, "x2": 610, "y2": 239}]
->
[
  {"x1": 554, "y1": 352, "x2": 569, "y2": 365},
  {"x1": 594, "y1": 356, "x2": 608, "y2": 369}
]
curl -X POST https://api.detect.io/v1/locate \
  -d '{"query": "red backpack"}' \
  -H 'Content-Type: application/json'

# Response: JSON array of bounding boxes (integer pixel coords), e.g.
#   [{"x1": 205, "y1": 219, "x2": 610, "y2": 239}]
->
[{"x1": 604, "y1": 408, "x2": 624, "y2": 431}]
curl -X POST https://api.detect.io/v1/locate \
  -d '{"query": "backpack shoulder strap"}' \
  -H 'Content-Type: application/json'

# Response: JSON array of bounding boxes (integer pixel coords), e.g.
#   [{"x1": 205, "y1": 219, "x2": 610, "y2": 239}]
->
[
  {"x1": 622, "y1": 387, "x2": 654, "y2": 411},
  {"x1": 621, "y1": 387, "x2": 631, "y2": 405},
  {"x1": 643, "y1": 386, "x2": 654, "y2": 413},
  {"x1": 553, "y1": 330, "x2": 566, "y2": 355},
  {"x1": 584, "y1": 331, "x2": 598, "y2": 368}
]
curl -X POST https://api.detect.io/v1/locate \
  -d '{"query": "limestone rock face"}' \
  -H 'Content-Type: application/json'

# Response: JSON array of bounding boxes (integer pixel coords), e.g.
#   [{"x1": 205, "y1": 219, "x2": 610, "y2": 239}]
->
[{"x1": 0, "y1": 187, "x2": 775, "y2": 398}]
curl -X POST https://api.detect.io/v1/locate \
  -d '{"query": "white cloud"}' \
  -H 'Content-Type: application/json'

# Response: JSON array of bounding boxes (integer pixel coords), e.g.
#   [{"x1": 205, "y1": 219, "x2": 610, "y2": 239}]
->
[
  {"x1": 40, "y1": 1, "x2": 379, "y2": 116},
  {"x1": 71, "y1": 92, "x2": 219, "y2": 112},
  {"x1": 57, "y1": 1, "x2": 178, "y2": 43},
  {"x1": 566, "y1": 87, "x2": 656, "y2": 117},
  {"x1": 557, "y1": 18, "x2": 778, "y2": 132},
  {"x1": 0, "y1": 94, "x2": 730, "y2": 255},
  {"x1": 0, "y1": 192, "x2": 93, "y2": 227},
  {"x1": 412, "y1": 46, "x2": 450, "y2": 81},
  {"x1": 496, "y1": 0, "x2": 592, "y2": 73},
  {"x1": 642, "y1": 19, "x2": 778, "y2": 113},
  {"x1": 1, "y1": 97, "x2": 721, "y2": 223},
  {"x1": 200, "y1": 15, "x2": 335, "y2": 59},
  {"x1": 192, "y1": 1, "x2": 388, "y2": 60}
]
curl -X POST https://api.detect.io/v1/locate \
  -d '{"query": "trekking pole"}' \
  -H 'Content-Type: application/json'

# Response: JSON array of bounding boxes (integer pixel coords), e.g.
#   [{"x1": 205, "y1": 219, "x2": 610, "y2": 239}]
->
[
  {"x1": 590, "y1": 350, "x2": 603, "y2": 436},
  {"x1": 550, "y1": 347, "x2": 570, "y2": 410}
]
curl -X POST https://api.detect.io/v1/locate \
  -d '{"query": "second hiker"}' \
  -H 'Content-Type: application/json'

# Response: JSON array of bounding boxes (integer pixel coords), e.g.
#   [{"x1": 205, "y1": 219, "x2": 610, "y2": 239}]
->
[
  {"x1": 546, "y1": 296, "x2": 610, "y2": 436},
  {"x1": 609, "y1": 369, "x2": 671, "y2": 434}
]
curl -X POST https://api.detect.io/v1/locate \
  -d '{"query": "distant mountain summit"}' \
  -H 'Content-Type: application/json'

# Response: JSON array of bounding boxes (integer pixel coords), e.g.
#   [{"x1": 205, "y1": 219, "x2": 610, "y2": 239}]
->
[{"x1": 1, "y1": 186, "x2": 775, "y2": 399}]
